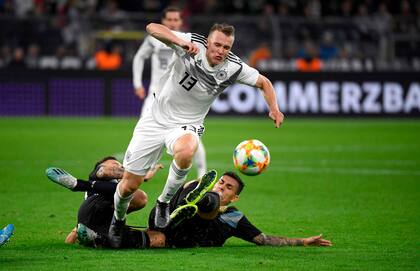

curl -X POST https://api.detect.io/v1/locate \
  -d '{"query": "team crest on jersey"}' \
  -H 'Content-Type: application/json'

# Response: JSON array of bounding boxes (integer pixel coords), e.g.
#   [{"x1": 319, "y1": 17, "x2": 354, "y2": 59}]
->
[{"x1": 216, "y1": 70, "x2": 227, "y2": 80}]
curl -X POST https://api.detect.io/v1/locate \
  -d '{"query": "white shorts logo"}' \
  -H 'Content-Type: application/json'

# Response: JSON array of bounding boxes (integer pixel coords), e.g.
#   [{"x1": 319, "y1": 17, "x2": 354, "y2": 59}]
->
[{"x1": 125, "y1": 150, "x2": 132, "y2": 162}]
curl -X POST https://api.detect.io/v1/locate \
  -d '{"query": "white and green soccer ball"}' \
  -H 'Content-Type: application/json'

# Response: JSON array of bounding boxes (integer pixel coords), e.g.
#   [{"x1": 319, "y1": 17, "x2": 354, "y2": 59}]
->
[{"x1": 233, "y1": 139, "x2": 270, "y2": 176}]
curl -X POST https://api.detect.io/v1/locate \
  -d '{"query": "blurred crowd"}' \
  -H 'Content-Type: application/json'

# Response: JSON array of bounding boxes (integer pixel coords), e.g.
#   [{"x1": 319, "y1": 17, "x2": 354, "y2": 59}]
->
[
  {"x1": 1, "y1": 0, "x2": 419, "y2": 17},
  {"x1": 0, "y1": 0, "x2": 419, "y2": 71}
]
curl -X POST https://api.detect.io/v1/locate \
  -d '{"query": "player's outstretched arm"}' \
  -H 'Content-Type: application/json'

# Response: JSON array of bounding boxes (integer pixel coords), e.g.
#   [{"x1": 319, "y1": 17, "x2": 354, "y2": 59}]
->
[
  {"x1": 254, "y1": 74, "x2": 284, "y2": 128},
  {"x1": 96, "y1": 164, "x2": 124, "y2": 179},
  {"x1": 252, "y1": 233, "x2": 332, "y2": 247},
  {"x1": 146, "y1": 23, "x2": 199, "y2": 55}
]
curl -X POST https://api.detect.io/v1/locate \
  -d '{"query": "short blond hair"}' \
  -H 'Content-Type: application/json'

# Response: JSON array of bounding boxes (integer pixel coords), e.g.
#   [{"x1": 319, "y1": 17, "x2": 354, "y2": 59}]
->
[{"x1": 209, "y1": 23, "x2": 235, "y2": 37}]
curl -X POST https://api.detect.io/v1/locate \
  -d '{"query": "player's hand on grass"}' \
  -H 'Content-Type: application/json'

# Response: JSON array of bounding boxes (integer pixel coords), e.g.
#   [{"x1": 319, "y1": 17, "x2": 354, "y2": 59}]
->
[
  {"x1": 135, "y1": 87, "x2": 146, "y2": 99},
  {"x1": 269, "y1": 110, "x2": 284, "y2": 128},
  {"x1": 144, "y1": 164, "x2": 164, "y2": 181},
  {"x1": 65, "y1": 227, "x2": 78, "y2": 244},
  {"x1": 303, "y1": 234, "x2": 332, "y2": 247}
]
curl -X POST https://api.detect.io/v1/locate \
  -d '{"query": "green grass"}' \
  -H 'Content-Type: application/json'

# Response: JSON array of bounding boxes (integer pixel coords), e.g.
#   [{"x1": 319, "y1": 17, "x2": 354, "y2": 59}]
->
[{"x1": 0, "y1": 117, "x2": 419, "y2": 270}]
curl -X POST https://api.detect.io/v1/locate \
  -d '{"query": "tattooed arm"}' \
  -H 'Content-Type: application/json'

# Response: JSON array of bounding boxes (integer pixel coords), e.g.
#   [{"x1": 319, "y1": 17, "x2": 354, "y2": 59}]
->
[
  {"x1": 96, "y1": 163, "x2": 163, "y2": 181},
  {"x1": 96, "y1": 164, "x2": 124, "y2": 179},
  {"x1": 252, "y1": 233, "x2": 332, "y2": 247}
]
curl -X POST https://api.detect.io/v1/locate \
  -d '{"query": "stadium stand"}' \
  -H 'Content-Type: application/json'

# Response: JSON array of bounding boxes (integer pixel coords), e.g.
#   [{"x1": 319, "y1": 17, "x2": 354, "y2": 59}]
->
[{"x1": 0, "y1": 0, "x2": 419, "y2": 71}]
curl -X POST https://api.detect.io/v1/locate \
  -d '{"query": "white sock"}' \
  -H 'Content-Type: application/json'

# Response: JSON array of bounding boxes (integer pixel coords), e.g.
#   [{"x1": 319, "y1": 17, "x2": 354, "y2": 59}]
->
[
  {"x1": 158, "y1": 160, "x2": 191, "y2": 203},
  {"x1": 194, "y1": 140, "x2": 207, "y2": 177},
  {"x1": 113, "y1": 182, "x2": 134, "y2": 221}
]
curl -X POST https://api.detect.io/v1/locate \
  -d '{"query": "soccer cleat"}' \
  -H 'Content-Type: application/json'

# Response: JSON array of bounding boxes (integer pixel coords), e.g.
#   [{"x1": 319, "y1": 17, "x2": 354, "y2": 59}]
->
[
  {"x1": 169, "y1": 204, "x2": 198, "y2": 228},
  {"x1": 0, "y1": 224, "x2": 14, "y2": 247},
  {"x1": 108, "y1": 215, "x2": 125, "y2": 248},
  {"x1": 45, "y1": 167, "x2": 77, "y2": 190},
  {"x1": 154, "y1": 200, "x2": 170, "y2": 229},
  {"x1": 185, "y1": 169, "x2": 218, "y2": 205},
  {"x1": 77, "y1": 223, "x2": 98, "y2": 247}
]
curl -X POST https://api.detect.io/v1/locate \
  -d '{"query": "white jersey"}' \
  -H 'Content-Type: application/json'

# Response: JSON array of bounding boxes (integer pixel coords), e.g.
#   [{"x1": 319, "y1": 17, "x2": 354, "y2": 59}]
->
[
  {"x1": 132, "y1": 35, "x2": 174, "y2": 93},
  {"x1": 151, "y1": 32, "x2": 259, "y2": 126}
]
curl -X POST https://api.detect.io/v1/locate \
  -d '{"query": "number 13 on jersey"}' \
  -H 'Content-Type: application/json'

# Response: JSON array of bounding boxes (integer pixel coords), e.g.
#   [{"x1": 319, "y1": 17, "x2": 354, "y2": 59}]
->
[{"x1": 179, "y1": 72, "x2": 198, "y2": 91}]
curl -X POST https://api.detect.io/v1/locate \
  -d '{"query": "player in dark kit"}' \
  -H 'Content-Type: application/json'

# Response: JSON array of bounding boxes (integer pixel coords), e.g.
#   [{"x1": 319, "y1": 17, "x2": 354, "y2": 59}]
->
[
  {"x1": 46, "y1": 158, "x2": 332, "y2": 248},
  {"x1": 151, "y1": 172, "x2": 331, "y2": 248},
  {"x1": 46, "y1": 156, "x2": 162, "y2": 246},
  {"x1": 150, "y1": 173, "x2": 262, "y2": 247}
]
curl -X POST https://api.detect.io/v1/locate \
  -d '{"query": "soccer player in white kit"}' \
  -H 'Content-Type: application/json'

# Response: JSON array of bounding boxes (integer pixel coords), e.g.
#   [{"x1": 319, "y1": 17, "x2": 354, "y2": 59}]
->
[
  {"x1": 132, "y1": 6, "x2": 207, "y2": 178},
  {"x1": 108, "y1": 22, "x2": 284, "y2": 248}
]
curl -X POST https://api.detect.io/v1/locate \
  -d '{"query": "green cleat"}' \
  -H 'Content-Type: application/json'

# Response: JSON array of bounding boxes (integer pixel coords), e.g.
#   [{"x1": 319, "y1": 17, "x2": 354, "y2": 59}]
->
[
  {"x1": 169, "y1": 204, "x2": 198, "y2": 228},
  {"x1": 185, "y1": 170, "x2": 218, "y2": 205}
]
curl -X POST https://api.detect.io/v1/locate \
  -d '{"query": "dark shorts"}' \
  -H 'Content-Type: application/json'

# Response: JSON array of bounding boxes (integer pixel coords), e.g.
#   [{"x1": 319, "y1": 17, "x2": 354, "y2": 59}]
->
[
  {"x1": 77, "y1": 195, "x2": 148, "y2": 249},
  {"x1": 77, "y1": 194, "x2": 114, "y2": 236}
]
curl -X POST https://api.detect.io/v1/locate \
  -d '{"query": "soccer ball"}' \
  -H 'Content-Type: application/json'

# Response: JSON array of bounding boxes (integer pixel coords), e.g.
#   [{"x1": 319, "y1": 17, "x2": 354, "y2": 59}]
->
[{"x1": 233, "y1": 139, "x2": 270, "y2": 176}]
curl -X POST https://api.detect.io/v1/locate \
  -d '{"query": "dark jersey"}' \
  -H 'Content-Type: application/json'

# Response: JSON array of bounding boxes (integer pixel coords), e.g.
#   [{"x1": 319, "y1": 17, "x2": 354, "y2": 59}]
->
[
  {"x1": 77, "y1": 166, "x2": 116, "y2": 234},
  {"x1": 150, "y1": 181, "x2": 262, "y2": 248}
]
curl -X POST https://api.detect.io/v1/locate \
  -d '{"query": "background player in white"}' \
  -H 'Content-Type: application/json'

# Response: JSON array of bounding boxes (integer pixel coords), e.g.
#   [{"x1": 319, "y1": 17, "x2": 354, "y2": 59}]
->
[
  {"x1": 109, "y1": 22, "x2": 284, "y2": 248},
  {"x1": 133, "y1": 6, "x2": 207, "y2": 178}
]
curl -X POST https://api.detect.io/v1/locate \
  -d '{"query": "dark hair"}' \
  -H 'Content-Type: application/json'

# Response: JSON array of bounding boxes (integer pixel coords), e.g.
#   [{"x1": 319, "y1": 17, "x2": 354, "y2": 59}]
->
[
  {"x1": 209, "y1": 23, "x2": 235, "y2": 37},
  {"x1": 92, "y1": 156, "x2": 118, "y2": 170},
  {"x1": 222, "y1": 171, "x2": 244, "y2": 195},
  {"x1": 88, "y1": 156, "x2": 118, "y2": 180},
  {"x1": 162, "y1": 6, "x2": 182, "y2": 19}
]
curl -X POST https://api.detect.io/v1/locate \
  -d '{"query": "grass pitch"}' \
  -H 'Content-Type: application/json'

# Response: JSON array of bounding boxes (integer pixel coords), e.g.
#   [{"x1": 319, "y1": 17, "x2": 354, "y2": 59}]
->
[{"x1": 0, "y1": 117, "x2": 419, "y2": 270}]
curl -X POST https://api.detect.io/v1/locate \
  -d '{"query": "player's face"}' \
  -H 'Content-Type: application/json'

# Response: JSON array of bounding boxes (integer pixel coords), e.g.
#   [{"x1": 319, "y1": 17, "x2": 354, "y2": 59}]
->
[
  {"x1": 102, "y1": 159, "x2": 123, "y2": 170},
  {"x1": 162, "y1": 11, "x2": 182, "y2": 31},
  {"x1": 206, "y1": 30, "x2": 234, "y2": 67},
  {"x1": 212, "y1": 175, "x2": 239, "y2": 206}
]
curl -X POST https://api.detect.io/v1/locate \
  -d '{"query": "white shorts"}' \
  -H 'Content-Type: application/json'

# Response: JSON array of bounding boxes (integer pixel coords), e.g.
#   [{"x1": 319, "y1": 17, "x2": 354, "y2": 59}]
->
[
  {"x1": 123, "y1": 113, "x2": 205, "y2": 176},
  {"x1": 139, "y1": 93, "x2": 154, "y2": 117}
]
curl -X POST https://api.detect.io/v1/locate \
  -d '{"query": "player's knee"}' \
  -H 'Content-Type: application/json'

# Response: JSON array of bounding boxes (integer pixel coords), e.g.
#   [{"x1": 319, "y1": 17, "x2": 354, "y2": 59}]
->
[
  {"x1": 128, "y1": 190, "x2": 148, "y2": 212},
  {"x1": 173, "y1": 134, "x2": 198, "y2": 162},
  {"x1": 174, "y1": 143, "x2": 197, "y2": 167},
  {"x1": 175, "y1": 148, "x2": 195, "y2": 166},
  {"x1": 120, "y1": 179, "x2": 142, "y2": 194},
  {"x1": 120, "y1": 173, "x2": 144, "y2": 193}
]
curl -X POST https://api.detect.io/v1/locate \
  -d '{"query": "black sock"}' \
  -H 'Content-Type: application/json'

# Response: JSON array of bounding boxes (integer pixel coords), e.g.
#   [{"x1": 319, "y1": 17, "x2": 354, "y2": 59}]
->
[
  {"x1": 72, "y1": 179, "x2": 118, "y2": 197},
  {"x1": 72, "y1": 179, "x2": 92, "y2": 192},
  {"x1": 197, "y1": 192, "x2": 220, "y2": 213}
]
